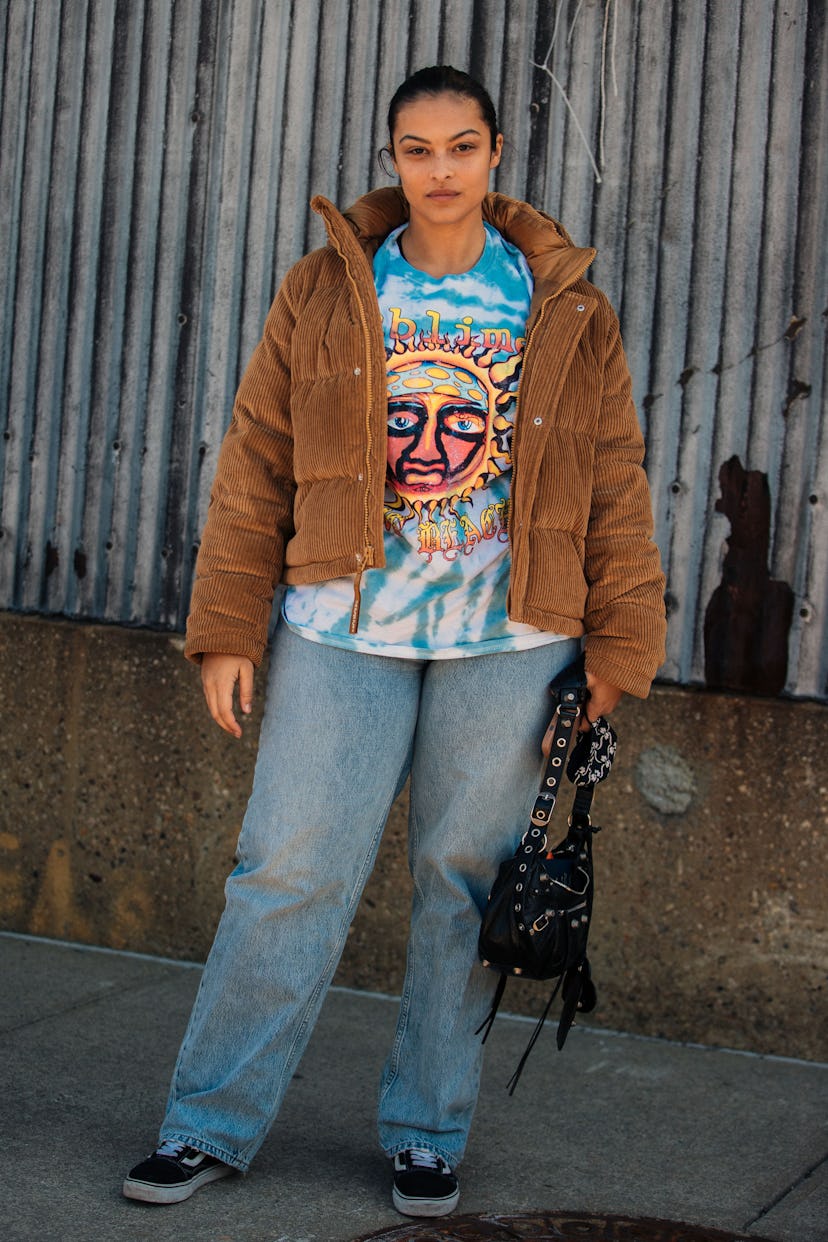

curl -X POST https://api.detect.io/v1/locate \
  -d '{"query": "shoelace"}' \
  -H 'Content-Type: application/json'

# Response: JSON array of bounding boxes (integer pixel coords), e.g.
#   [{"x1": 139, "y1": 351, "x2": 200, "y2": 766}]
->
[
  {"x1": 406, "y1": 1147, "x2": 443, "y2": 1171},
  {"x1": 156, "y1": 1139, "x2": 187, "y2": 1159}
]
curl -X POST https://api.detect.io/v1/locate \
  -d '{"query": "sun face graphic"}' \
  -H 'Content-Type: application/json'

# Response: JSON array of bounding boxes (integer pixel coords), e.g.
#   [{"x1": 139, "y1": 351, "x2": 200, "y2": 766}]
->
[{"x1": 384, "y1": 336, "x2": 522, "y2": 526}]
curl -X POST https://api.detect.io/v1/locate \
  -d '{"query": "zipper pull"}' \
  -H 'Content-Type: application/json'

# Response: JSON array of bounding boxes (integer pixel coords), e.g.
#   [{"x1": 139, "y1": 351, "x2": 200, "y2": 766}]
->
[
  {"x1": 349, "y1": 545, "x2": 374, "y2": 634},
  {"x1": 350, "y1": 570, "x2": 363, "y2": 634}
]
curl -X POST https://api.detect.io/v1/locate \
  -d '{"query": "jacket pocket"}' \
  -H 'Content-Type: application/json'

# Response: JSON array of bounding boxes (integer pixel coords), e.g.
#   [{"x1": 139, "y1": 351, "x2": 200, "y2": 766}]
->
[
  {"x1": 524, "y1": 527, "x2": 588, "y2": 620},
  {"x1": 532, "y1": 427, "x2": 595, "y2": 537}
]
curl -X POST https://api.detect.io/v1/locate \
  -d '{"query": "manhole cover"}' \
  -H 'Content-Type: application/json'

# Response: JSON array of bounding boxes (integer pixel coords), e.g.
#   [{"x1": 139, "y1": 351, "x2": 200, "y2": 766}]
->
[{"x1": 352, "y1": 1212, "x2": 773, "y2": 1242}]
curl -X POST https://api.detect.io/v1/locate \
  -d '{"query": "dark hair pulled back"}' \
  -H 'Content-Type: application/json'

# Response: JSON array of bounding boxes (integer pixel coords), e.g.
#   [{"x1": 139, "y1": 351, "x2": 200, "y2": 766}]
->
[{"x1": 387, "y1": 65, "x2": 499, "y2": 151}]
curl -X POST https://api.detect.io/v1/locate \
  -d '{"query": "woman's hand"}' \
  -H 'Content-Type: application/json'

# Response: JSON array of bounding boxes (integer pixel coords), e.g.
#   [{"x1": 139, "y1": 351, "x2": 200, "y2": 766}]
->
[
  {"x1": 542, "y1": 671, "x2": 624, "y2": 754},
  {"x1": 580, "y1": 672, "x2": 623, "y2": 731},
  {"x1": 201, "y1": 653, "x2": 254, "y2": 738}
]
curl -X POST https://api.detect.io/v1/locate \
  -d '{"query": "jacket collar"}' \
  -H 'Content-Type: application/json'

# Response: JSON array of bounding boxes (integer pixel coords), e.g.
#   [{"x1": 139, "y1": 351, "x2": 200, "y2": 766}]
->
[{"x1": 311, "y1": 187, "x2": 596, "y2": 301}]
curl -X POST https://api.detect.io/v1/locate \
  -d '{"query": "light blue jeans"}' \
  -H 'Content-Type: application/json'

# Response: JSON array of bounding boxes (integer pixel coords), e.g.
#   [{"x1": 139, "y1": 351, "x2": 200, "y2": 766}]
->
[{"x1": 160, "y1": 622, "x2": 580, "y2": 1172}]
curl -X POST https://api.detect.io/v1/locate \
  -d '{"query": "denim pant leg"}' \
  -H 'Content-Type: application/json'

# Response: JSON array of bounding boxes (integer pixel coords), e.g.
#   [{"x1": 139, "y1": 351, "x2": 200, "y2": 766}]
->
[
  {"x1": 377, "y1": 637, "x2": 581, "y2": 1167},
  {"x1": 160, "y1": 625, "x2": 424, "y2": 1171}
]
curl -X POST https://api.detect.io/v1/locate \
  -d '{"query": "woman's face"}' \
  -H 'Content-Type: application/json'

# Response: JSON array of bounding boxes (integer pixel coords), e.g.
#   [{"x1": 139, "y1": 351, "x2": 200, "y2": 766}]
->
[{"x1": 390, "y1": 92, "x2": 502, "y2": 233}]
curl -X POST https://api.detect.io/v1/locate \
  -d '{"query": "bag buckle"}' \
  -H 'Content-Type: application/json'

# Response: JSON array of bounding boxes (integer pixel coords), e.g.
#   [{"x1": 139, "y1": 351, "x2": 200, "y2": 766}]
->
[
  {"x1": 556, "y1": 690, "x2": 582, "y2": 717},
  {"x1": 530, "y1": 793, "x2": 555, "y2": 827}
]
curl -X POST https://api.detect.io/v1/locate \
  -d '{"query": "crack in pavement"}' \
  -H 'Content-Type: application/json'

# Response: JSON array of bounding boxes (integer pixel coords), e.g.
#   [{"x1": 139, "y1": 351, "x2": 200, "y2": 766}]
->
[{"x1": 742, "y1": 1149, "x2": 828, "y2": 1230}]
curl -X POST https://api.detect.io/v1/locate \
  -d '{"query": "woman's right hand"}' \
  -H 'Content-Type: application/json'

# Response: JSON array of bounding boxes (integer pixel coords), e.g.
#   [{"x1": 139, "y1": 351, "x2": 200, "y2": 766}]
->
[{"x1": 200, "y1": 653, "x2": 255, "y2": 738}]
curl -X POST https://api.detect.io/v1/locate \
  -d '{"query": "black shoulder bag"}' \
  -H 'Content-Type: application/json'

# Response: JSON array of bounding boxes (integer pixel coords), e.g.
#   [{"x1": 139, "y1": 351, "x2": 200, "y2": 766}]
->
[{"x1": 476, "y1": 655, "x2": 617, "y2": 1092}]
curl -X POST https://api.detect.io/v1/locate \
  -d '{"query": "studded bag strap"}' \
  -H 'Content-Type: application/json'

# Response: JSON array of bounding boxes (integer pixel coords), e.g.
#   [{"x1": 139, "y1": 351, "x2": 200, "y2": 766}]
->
[{"x1": 527, "y1": 681, "x2": 584, "y2": 842}]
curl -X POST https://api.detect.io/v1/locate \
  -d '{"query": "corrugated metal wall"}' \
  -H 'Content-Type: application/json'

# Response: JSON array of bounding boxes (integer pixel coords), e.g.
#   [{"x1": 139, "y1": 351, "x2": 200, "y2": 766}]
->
[{"x1": 1, "y1": 0, "x2": 825, "y2": 699}]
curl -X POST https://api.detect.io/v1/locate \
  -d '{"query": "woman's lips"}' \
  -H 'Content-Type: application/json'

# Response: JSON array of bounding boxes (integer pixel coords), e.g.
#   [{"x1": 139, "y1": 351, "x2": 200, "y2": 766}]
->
[{"x1": 427, "y1": 190, "x2": 460, "y2": 200}]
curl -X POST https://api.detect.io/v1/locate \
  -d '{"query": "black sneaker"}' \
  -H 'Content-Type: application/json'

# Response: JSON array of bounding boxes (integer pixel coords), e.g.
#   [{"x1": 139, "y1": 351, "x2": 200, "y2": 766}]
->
[
  {"x1": 123, "y1": 1139, "x2": 234, "y2": 1204},
  {"x1": 391, "y1": 1147, "x2": 460, "y2": 1217}
]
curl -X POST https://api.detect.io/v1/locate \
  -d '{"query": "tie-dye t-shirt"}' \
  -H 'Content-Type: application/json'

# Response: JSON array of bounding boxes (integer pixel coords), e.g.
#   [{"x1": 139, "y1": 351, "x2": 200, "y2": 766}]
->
[{"x1": 283, "y1": 222, "x2": 565, "y2": 658}]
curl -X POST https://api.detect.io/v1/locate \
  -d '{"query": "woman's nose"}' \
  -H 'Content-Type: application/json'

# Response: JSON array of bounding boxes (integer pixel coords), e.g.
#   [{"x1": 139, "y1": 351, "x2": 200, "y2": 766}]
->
[{"x1": 430, "y1": 153, "x2": 453, "y2": 180}]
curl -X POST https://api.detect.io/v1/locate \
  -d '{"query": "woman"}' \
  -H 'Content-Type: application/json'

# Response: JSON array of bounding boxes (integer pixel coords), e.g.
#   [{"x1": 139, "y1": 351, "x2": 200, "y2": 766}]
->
[{"x1": 124, "y1": 66, "x2": 665, "y2": 1218}]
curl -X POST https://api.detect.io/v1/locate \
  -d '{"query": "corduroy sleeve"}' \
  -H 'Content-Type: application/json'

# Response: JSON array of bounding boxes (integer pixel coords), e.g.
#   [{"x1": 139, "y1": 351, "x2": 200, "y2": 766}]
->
[
  {"x1": 581, "y1": 301, "x2": 667, "y2": 697},
  {"x1": 184, "y1": 271, "x2": 301, "y2": 666}
]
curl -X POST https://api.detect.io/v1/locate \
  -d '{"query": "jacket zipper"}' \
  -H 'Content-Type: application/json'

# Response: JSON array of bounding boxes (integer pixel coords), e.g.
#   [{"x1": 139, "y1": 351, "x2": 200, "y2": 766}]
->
[{"x1": 326, "y1": 232, "x2": 378, "y2": 634}]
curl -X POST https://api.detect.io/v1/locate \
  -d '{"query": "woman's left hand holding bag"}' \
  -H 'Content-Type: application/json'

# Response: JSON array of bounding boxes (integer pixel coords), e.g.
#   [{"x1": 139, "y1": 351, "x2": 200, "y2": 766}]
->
[{"x1": 580, "y1": 672, "x2": 623, "y2": 731}]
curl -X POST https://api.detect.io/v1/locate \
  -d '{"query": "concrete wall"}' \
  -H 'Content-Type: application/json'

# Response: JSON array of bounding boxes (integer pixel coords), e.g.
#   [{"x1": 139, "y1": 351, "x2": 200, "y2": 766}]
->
[{"x1": 1, "y1": 611, "x2": 825, "y2": 1061}]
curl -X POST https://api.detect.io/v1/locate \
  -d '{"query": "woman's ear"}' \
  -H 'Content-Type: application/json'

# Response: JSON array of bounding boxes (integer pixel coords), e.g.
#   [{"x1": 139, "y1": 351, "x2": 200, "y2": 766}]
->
[
  {"x1": 378, "y1": 146, "x2": 397, "y2": 177},
  {"x1": 490, "y1": 133, "x2": 504, "y2": 170}
]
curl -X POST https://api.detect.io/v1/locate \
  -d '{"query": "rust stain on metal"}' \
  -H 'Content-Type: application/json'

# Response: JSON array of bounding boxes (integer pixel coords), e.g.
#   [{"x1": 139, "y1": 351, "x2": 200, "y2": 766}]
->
[
  {"x1": 783, "y1": 314, "x2": 807, "y2": 340},
  {"x1": 782, "y1": 378, "x2": 812, "y2": 418},
  {"x1": 704, "y1": 456, "x2": 794, "y2": 695}
]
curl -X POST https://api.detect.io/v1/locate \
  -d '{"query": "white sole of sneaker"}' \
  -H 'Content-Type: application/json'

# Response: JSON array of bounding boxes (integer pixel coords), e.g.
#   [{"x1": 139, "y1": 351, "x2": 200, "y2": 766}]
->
[
  {"x1": 392, "y1": 1185, "x2": 461, "y2": 1217},
  {"x1": 122, "y1": 1162, "x2": 233, "y2": 1204}
]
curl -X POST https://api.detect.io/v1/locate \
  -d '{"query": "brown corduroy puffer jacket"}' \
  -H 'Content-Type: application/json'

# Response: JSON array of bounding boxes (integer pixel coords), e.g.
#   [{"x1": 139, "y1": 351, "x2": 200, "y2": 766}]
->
[{"x1": 185, "y1": 187, "x2": 666, "y2": 698}]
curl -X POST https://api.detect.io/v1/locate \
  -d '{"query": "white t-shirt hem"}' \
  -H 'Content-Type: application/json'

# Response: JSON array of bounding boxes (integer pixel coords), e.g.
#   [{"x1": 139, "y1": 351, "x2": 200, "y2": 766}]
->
[{"x1": 283, "y1": 614, "x2": 568, "y2": 660}]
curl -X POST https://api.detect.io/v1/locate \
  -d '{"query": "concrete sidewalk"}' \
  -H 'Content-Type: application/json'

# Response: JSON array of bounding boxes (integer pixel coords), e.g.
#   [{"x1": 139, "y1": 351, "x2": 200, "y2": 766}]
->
[{"x1": 1, "y1": 932, "x2": 826, "y2": 1242}]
